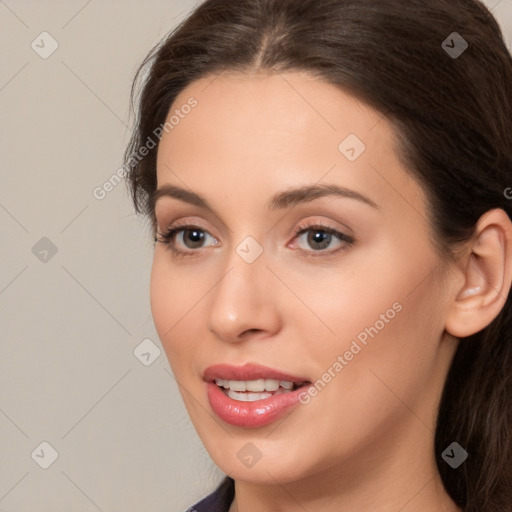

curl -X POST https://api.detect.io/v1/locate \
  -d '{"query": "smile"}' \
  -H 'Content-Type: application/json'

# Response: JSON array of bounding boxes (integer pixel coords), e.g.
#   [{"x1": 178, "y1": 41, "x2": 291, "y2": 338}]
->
[{"x1": 204, "y1": 363, "x2": 312, "y2": 427}]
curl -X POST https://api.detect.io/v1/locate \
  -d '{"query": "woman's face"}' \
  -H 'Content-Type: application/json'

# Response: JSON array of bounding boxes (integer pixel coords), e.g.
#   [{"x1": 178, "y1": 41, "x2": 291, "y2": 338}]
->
[{"x1": 150, "y1": 71, "x2": 460, "y2": 486}]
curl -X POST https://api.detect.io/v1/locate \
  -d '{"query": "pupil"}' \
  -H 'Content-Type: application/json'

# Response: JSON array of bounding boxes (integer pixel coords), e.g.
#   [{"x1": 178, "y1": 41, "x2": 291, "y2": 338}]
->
[
  {"x1": 185, "y1": 229, "x2": 204, "y2": 248},
  {"x1": 309, "y1": 230, "x2": 330, "y2": 250}
]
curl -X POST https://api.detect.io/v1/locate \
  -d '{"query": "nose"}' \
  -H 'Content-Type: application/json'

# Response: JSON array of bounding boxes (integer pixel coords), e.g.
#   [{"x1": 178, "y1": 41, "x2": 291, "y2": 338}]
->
[{"x1": 206, "y1": 246, "x2": 282, "y2": 343}]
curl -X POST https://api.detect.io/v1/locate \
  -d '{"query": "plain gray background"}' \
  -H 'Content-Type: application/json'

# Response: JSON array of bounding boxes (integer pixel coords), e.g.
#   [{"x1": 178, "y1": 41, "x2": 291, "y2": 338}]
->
[{"x1": 1, "y1": 1, "x2": 511, "y2": 510}]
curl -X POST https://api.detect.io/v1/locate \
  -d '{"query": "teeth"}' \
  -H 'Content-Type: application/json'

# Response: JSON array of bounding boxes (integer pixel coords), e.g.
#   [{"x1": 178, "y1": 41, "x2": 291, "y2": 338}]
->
[
  {"x1": 246, "y1": 379, "x2": 265, "y2": 392},
  {"x1": 227, "y1": 380, "x2": 246, "y2": 391},
  {"x1": 264, "y1": 379, "x2": 280, "y2": 391},
  {"x1": 214, "y1": 378, "x2": 299, "y2": 392},
  {"x1": 227, "y1": 390, "x2": 273, "y2": 401}
]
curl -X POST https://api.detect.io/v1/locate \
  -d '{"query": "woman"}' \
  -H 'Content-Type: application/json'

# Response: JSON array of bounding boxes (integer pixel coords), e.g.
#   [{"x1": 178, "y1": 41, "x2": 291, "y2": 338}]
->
[{"x1": 123, "y1": 0, "x2": 512, "y2": 510}]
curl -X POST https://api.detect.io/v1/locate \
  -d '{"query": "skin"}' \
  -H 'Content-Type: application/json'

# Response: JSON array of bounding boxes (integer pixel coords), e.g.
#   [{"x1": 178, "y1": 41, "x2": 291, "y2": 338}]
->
[{"x1": 150, "y1": 70, "x2": 512, "y2": 511}]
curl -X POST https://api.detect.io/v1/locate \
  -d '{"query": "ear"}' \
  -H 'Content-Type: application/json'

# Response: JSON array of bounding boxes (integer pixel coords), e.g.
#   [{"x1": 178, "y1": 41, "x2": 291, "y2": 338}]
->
[{"x1": 445, "y1": 208, "x2": 512, "y2": 338}]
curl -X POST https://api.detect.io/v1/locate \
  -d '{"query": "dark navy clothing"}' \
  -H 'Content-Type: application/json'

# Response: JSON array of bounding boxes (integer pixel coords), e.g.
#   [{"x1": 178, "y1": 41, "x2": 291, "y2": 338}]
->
[{"x1": 187, "y1": 476, "x2": 235, "y2": 512}]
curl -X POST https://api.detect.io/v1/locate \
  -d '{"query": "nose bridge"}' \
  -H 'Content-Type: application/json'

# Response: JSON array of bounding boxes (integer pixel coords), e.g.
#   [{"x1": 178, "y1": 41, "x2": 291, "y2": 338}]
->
[
  {"x1": 206, "y1": 236, "x2": 278, "y2": 340},
  {"x1": 221, "y1": 232, "x2": 268, "y2": 292}
]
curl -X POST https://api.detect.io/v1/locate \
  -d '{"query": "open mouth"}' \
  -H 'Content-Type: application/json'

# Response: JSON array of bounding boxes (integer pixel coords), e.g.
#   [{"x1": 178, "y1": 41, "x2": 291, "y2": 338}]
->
[
  {"x1": 205, "y1": 366, "x2": 314, "y2": 426},
  {"x1": 214, "y1": 378, "x2": 310, "y2": 402}
]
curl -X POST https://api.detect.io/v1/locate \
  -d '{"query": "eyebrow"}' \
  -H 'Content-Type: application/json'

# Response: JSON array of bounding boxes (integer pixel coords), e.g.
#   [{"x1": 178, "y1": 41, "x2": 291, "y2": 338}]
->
[{"x1": 150, "y1": 183, "x2": 379, "y2": 215}]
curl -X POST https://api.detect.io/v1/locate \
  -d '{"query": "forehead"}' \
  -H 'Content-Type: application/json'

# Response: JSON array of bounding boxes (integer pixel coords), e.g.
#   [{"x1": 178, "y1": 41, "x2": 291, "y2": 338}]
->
[
  {"x1": 165, "y1": 70, "x2": 380, "y2": 153},
  {"x1": 155, "y1": 70, "x2": 427, "y2": 223}
]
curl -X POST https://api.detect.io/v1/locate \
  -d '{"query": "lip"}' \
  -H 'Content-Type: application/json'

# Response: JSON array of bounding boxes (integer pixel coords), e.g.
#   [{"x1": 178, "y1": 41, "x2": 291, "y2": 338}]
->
[
  {"x1": 203, "y1": 363, "x2": 309, "y2": 383},
  {"x1": 204, "y1": 363, "x2": 312, "y2": 428}
]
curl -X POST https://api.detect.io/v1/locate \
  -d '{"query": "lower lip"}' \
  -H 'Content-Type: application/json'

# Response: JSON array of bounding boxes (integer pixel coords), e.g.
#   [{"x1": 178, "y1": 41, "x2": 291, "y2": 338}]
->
[{"x1": 206, "y1": 382, "x2": 310, "y2": 428}]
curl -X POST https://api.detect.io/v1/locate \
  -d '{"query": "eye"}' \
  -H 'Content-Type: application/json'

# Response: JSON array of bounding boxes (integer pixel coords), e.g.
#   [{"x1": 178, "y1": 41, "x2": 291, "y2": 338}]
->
[
  {"x1": 155, "y1": 224, "x2": 218, "y2": 257},
  {"x1": 155, "y1": 221, "x2": 355, "y2": 259},
  {"x1": 291, "y1": 221, "x2": 354, "y2": 257}
]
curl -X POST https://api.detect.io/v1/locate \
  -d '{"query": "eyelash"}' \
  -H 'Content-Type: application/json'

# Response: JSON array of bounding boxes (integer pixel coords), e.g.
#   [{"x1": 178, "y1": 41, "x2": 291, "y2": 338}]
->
[{"x1": 154, "y1": 221, "x2": 355, "y2": 259}]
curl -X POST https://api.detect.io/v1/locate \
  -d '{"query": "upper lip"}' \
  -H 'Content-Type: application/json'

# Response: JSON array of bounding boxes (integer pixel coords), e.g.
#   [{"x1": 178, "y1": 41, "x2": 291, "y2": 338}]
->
[{"x1": 203, "y1": 363, "x2": 310, "y2": 383}]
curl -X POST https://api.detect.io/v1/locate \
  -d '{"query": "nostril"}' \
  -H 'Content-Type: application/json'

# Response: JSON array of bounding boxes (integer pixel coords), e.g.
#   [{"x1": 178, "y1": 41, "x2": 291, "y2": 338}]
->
[{"x1": 242, "y1": 328, "x2": 262, "y2": 336}]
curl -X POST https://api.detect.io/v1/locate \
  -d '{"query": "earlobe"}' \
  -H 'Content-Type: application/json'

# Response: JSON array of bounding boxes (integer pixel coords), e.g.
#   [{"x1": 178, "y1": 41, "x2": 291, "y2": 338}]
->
[{"x1": 445, "y1": 209, "x2": 512, "y2": 339}]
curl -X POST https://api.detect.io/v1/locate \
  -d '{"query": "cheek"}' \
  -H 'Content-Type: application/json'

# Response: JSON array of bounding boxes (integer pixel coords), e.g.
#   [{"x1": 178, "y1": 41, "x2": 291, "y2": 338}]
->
[
  {"x1": 149, "y1": 254, "x2": 201, "y2": 366},
  {"x1": 312, "y1": 269, "x2": 444, "y2": 430},
  {"x1": 292, "y1": 243, "x2": 443, "y2": 385},
  {"x1": 149, "y1": 256, "x2": 172, "y2": 339}
]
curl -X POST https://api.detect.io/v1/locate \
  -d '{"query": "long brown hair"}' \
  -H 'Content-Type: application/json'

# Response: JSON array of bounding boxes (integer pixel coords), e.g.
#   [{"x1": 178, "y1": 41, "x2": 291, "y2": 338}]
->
[{"x1": 123, "y1": 1, "x2": 512, "y2": 509}]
